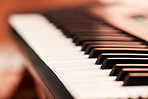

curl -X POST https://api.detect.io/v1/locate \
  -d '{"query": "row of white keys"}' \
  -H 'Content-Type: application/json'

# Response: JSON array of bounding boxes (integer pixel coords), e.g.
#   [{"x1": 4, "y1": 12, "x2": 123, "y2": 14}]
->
[{"x1": 9, "y1": 14, "x2": 148, "y2": 99}]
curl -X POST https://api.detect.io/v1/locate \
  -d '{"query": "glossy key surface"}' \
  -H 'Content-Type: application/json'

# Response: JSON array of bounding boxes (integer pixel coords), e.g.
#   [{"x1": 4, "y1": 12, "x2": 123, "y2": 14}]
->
[
  {"x1": 76, "y1": 36, "x2": 137, "y2": 45},
  {"x1": 110, "y1": 64, "x2": 148, "y2": 76},
  {"x1": 96, "y1": 53, "x2": 148, "y2": 64},
  {"x1": 116, "y1": 68, "x2": 148, "y2": 81},
  {"x1": 89, "y1": 48, "x2": 148, "y2": 58},
  {"x1": 85, "y1": 45, "x2": 147, "y2": 54},
  {"x1": 101, "y1": 58, "x2": 148, "y2": 69},
  {"x1": 123, "y1": 73, "x2": 148, "y2": 86},
  {"x1": 82, "y1": 41, "x2": 143, "y2": 51}
]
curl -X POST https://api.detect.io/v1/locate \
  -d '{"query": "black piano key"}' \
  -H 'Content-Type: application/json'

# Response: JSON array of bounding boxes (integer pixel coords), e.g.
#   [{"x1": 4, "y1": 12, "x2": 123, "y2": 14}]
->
[
  {"x1": 55, "y1": 18, "x2": 96, "y2": 24},
  {"x1": 73, "y1": 32, "x2": 126, "y2": 37},
  {"x1": 63, "y1": 24, "x2": 110, "y2": 33},
  {"x1": 85, "y1": 45, "x2": 147, "y2": 54},
  {"x1": 81, "y1": 41, "x2": 143, "y2": 51},
  {"x1": 63, "y1": 24, "x2": 109, "y2": 29},
  {"x1": 89, "y1": 48, "x2": 148, "y2": 58},
  {"x1": 66, "y1": 28, "x2": 120, "y2": 37},
  {"x1": 50, "y1": 18, "x2": 96, "y2": 24},
  {"x1": 110, "y1": 64, "x2": 148, "y2": 76},
  {"x1": 116, "y1": 68, "x2": 148, "y2": 81},
  {"x1": 75, "y1": 36, "x2": 137, "y2": 45},
  {"x1": 74, "y1": 35, "x2": 127, "y2": 43},
  {"x1": 72, "y1": 33, "x2": 128, "y2": 41},
  {"x1": 60, "y1": 22, "x2": 102, "y2": 30},
  {"x1": 101, "y1": 58, "x2": 148, "y2": 69},
  {"x1": 72, "y1": 31, "x2": 126, "y2": 37},
  {"x1": 123, "y1": 73, "x2": 148, "y2": 86},
  {"x1": 96, "y1": 53, "x2": 148, "y2": 64},
  {"x1": 67, "y1": 28, "x2": 120, "y2": 34}
]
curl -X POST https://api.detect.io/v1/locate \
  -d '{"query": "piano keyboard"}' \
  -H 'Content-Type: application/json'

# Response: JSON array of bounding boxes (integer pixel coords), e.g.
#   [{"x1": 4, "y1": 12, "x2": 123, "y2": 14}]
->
[{"x1": 9, "y1": 7, "x2": 148, "y2": 99}]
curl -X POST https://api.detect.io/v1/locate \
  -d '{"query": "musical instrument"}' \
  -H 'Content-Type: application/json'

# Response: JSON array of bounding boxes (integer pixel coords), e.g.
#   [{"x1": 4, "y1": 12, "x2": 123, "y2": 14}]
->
[{"x1": 9, "y1": 2, "x2": 148, "y2": 99}]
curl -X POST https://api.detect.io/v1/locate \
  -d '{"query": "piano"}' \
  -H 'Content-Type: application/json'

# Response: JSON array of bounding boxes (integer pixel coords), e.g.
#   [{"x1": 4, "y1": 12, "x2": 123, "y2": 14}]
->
[{"x1": 8, "y1": 1, "x2": 148, "y2": 99}]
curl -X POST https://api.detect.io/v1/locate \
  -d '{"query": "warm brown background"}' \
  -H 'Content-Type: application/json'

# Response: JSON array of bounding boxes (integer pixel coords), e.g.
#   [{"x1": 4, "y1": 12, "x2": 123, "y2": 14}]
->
[{"x1": 0, "y1": 0, "x2": 99, "y2": 98}]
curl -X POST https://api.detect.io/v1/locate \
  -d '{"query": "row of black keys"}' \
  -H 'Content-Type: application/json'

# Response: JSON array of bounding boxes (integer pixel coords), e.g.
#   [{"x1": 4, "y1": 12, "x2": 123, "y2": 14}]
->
[{"x1": 45, "y1": 8, "x2": 148, "y2": 86}]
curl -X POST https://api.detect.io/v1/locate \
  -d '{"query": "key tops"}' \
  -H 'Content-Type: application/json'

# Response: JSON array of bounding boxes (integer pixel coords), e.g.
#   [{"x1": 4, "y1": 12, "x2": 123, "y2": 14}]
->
[
  {"x1": 101, "y1": 58, "x2": 148, "y2": 69},
  {"x1": 116, "y1": 68, "x2": 148, "y2": 81},
  {"x1": 45, "y1": 9, "x2": 148, "y2": 86},
  {"x1": 110, "y1": 64, "x2": 148, "y2": 76},
  {"x1": 89, "y1": 48, "x2": 148, "y2": 58},
  {"x1": 123, "y1": 73, "x2": 148, "y2": 86}
]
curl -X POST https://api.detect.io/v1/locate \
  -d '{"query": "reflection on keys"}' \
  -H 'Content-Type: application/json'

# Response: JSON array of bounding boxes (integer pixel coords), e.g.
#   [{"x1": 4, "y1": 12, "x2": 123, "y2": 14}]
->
[
  {"x1": 110, "y1": 64, "x2": 148, "y2": 76},
  {"x1": 9, "y1": 6, "x2": 148, "y2": 99}
]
